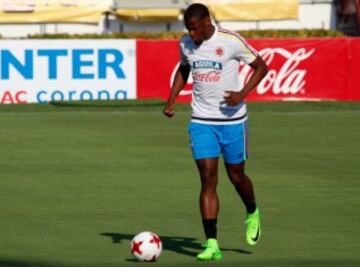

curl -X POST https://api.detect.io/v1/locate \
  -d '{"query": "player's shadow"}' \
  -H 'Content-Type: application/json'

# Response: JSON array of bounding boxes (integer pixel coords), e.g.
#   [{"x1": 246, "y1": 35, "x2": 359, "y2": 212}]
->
[
  {"x1": 100, "y1": 232, "x2": 251, "y2": 258},
  {"x1": 0, "y1": 260, "x2": 66, "y2": 267}
]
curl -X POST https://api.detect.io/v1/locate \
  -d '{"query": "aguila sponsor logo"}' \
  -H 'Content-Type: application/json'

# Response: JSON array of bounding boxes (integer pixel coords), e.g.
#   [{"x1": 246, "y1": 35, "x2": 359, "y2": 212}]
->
[{"x1": 170, "y1": 48, "x2": 315, "y2": 96}]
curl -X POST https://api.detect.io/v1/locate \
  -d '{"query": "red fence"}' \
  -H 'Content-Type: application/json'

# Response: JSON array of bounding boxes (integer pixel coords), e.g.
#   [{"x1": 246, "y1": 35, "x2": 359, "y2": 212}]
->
[{"x1": 137, "y1": 38, "x2": 360, "y2": 102}]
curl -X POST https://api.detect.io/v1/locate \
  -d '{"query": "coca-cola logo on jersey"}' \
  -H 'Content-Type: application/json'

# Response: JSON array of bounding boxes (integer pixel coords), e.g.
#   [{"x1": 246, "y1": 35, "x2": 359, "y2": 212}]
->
[
  {"x1": 170, "y1": 48, "x2": 315, "y2": 96},
  {"x1": 193, "y1": 71, "x2": 221, "y2": 82}
]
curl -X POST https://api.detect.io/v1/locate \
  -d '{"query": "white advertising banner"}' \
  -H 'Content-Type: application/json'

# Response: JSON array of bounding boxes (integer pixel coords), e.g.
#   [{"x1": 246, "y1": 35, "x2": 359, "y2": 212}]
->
[{"x1": 0, "y1": 39, "x2": 136, "y2": 104}]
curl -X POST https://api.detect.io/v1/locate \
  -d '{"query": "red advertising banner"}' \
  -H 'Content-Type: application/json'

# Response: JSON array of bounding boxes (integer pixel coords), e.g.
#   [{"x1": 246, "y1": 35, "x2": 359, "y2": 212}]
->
[
  {"x1": 349, "y1": 38, "x2": 360, "y2": 100},
  {"x1": 137, "y1": 38, "x2": 360, "y2": 102}
]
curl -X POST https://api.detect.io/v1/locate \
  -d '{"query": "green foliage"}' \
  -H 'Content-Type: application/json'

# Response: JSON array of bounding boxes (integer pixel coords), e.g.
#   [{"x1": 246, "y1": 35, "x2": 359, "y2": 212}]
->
[
  {"x1": 24, "y1": 29, "x2": 345, "y2": 39},
  {"x1": 237, "y1": 29, "x2": 345, "y2": 38},
  {"x1": 25, "y1": 32, "x2": 184, "y2": 39}
]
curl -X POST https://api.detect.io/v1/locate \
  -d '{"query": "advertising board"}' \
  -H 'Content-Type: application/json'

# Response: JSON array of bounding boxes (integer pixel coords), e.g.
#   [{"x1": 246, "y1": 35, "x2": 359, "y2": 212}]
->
[
  {"x1": 137, "y1": 38, "x2": 360, "y2": 102},
  {"x1": 0, "y1": 39, "x2": 136, "y2": 104}
]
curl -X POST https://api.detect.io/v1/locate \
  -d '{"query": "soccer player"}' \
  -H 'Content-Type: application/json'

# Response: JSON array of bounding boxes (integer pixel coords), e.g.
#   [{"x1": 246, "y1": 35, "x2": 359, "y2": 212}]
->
[{"x1": 163, "y1": 3, "x2": 268, "y2": 261}]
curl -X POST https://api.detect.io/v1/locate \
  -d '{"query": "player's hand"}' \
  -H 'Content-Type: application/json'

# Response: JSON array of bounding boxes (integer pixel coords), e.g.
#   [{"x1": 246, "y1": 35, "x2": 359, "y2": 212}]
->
[
  {"x1": 224, "y1": 90, "x2": 245, "y2": 106},
  {"x1": 163, "y1": 103, "x2": 175, "y2": 118}
]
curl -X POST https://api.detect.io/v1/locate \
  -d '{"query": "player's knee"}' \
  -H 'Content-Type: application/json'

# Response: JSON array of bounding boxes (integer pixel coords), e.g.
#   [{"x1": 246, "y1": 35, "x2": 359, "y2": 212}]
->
[
  {"x1": 229, "y1": 172, "x2": 247, "y2": 186},
  {"x1": 200, "y1": 170, "x2": 218, "y2": 190},
  {"x1": 200, "y1": 169, "x2": 217, "y2": 182},
  {"x1": 200, "y1": 182, "x2": 217, "y2": 196}
]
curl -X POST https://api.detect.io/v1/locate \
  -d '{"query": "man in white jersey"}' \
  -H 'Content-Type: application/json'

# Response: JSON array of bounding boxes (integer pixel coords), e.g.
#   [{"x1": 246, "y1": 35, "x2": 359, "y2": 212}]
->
[{"x1": 164, "y1": 3, "x2": 268, "y2": 261}]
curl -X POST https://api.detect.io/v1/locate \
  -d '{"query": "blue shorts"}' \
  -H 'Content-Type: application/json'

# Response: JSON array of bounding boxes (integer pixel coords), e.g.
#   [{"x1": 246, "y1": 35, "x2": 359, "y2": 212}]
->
[{"x1": 188, "y1": 121, "x2": 248, "y2": 164}]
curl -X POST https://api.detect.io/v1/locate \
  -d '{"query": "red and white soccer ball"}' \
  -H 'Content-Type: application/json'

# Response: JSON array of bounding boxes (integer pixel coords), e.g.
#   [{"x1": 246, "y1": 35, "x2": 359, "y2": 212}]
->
[{"x1": 131, "y1": 231, "x2": 162, "y2": 262}]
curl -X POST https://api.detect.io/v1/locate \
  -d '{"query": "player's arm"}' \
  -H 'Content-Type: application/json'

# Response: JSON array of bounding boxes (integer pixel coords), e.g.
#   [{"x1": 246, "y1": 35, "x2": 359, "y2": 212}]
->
[
  {"x1": 224, "y1": 56, "x2": 268, "y2": 106},
  {"x1": 163, "y1": 64, "x2": 190, "y2": 118}
]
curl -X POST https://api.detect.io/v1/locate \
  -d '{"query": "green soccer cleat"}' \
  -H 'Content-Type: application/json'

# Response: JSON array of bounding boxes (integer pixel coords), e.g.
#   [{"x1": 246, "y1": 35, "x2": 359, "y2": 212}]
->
[
  {"x1": 196, "y1": 239, "x2": 223, "y2": 261},
  {"x1": 245, "y1": 207, "x2": 261, "y2": 246}
]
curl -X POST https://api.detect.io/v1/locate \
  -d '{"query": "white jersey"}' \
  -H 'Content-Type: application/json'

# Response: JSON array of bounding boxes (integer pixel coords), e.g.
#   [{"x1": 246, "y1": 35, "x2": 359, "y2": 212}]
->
[{"x1": 180, "y1": 25, "x2": 258, "y2": 125}]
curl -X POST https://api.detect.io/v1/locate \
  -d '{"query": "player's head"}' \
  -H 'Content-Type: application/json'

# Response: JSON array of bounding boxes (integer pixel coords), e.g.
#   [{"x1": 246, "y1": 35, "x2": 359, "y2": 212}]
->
[{"x1": 183, "y1": 3, "x2": 213, "y2": 45}]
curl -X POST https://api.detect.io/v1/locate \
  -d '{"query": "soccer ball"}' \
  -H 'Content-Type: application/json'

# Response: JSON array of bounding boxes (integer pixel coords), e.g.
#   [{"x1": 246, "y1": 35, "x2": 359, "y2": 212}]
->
[{"x1": 131, "y1": 231, "x2": 162, "y2": 262}]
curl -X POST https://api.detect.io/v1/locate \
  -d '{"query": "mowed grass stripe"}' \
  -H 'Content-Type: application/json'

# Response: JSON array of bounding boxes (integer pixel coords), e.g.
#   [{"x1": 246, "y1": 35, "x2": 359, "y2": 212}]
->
[{"x1": 0, "y1": 101, "x2": 359, "y2": 267}]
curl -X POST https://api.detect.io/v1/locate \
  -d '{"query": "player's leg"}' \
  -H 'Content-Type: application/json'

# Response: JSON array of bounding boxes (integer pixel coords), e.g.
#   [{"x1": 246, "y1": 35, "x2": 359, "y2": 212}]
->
[
  {"x1": 197, "y1": 158, "x2": 219, "y2": 219},
  {"x1": 225, "y1": 162, "x2": 256, "y2": 214},
  {"x1": 188, "y1": 122, "x2": 223, "y2": 260},
  {"x1": 197, "y1": 158, "x2": 219, "y2": 235},
  {"x1": 222, "y1": 122, "x2": 261, "y2": 246},
  {"x1": 195, "y1": 158, "x2": 223, "y2": 260},
  {"x1": 225, "y1": 163, "x2": 260, "y2": 246}
]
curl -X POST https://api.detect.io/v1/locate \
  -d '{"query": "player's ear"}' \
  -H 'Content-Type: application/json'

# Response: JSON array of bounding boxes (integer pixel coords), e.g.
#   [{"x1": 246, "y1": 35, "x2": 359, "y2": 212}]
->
[{"x1": 204, "y1": 16, "x2": 211, "y2": 26}]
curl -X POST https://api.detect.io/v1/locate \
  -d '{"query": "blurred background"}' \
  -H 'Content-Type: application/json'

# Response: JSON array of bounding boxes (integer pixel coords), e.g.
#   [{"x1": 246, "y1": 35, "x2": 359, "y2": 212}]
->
[
  {"x1": 0, "y1": 0, "x2": 358, "y2": 37},
  {"x1": 1, "y1": 0, "x2": 359, "y2": 104}
]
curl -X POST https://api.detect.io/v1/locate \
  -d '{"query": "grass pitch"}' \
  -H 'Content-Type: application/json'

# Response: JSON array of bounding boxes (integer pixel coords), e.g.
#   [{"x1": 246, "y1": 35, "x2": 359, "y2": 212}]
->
[{"x1": 0, "y1": 101, "x2": 359, "y2": 267}]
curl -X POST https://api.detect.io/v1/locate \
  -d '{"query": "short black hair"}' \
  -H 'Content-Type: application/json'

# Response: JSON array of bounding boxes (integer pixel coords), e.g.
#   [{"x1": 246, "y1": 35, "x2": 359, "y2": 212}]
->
[{"x1": 184, "y1": 3, "x2": 210, "y2": 21}]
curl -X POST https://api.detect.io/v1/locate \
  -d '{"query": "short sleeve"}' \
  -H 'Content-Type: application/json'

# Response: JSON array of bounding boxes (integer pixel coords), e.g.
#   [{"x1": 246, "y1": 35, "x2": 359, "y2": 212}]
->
[
  {"x1": 233, "y1": 36, "x2": 258, "y2": 65},
  {"x1": 179, "y1": 41, "x2": 189, "y2": 66}
]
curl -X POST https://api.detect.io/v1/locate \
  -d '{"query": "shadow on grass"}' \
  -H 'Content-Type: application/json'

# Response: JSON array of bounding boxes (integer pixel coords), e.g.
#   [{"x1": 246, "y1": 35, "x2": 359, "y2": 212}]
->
[
  {"x1": 0, "y1": 260, "x2": 66, "y2": 267},
  {"x1": 101, "y1": 232, "x2": 251, "y2": 259},
  {"x1": 50, "y1": 100, "x2": 166, "y2": 109}
]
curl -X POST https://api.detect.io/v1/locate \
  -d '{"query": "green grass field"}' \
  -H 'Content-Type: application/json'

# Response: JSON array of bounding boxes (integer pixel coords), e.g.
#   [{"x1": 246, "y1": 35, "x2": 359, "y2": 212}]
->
[{"x1": 0, "y1": 101, "x2": 359, "y2": 267}]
